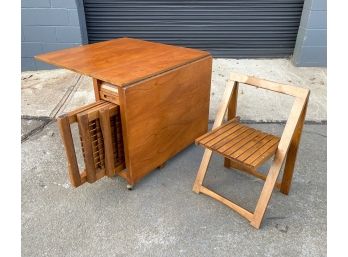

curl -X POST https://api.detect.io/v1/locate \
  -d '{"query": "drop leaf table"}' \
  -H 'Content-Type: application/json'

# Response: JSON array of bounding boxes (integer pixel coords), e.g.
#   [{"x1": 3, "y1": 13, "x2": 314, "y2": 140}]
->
[{"x1": 36, "y1": 38, "x2": 212, "y2": 189}]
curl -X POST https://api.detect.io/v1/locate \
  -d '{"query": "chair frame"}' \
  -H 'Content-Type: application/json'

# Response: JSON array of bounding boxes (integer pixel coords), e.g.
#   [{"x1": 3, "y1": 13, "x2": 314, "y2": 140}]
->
[{"x1": 192, "y1": 72, "x2": 310, "y2": 229}]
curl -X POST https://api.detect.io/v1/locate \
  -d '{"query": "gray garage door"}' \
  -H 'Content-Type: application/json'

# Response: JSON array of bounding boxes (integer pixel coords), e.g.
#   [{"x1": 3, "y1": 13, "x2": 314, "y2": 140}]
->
[{"x1": 83, "y1": 0, "x2": 304, "y2": 57}]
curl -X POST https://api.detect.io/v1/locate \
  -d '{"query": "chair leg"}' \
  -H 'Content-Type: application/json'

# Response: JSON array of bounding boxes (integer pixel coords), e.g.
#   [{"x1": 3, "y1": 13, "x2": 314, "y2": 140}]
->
[
  {"x1": 279, "y1": 141, "x2": 299, "y2": 195},
  {"x1": 250, "y1": 155, "x2": 284, "y2": 229},
  {"x1": 194, "y1": 80, "x2": 236, "y2": 193},
  {"x1": 251, "y1": 96, "x2": 308, "y2": 228},
  {"x1": 280, "y1": 99, "x2": 308, "y2": 195},
  {"x1": 193, "y1": 149, "x2": 213, "y2": 193}
]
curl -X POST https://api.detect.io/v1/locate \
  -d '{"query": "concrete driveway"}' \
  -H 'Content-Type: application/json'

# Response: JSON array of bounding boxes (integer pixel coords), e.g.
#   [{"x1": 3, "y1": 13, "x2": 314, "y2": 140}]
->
[{"x1": 21, "y1": 58, "x2": 327, "y2": 256}]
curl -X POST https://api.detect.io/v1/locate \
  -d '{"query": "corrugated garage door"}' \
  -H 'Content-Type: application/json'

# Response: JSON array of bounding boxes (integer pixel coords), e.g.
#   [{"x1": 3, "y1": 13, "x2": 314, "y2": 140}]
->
[{"x1": 83, "y1": 0, "x2": 304, "y2": 57}]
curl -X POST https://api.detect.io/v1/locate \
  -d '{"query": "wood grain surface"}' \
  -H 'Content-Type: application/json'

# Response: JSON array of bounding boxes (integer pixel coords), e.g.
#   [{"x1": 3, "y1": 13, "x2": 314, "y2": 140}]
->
[
  {"x1": 120, "y1": 56, "x2": 212, "y2": 183},
  {"x1": 35, "y1": 37, "x2": 210, "y2": 87}
]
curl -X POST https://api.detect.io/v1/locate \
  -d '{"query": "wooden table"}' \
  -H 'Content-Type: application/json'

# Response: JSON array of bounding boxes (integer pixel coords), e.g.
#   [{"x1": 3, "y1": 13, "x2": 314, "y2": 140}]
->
[{"x1": 36, "y1": 38, "x2": 212, "y2": 189}]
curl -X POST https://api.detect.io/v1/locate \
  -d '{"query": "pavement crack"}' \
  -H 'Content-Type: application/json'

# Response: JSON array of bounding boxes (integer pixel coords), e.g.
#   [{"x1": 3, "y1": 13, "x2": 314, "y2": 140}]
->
[
  {"x1": 49, "y1": 74, "x2": 82, "y2": 118},
  {"x1": 21, "y1": 118, "x2": 54, "y2": 143},
  {"x1": 21, "y1": 115, "x2": 52, "y2": 122}
]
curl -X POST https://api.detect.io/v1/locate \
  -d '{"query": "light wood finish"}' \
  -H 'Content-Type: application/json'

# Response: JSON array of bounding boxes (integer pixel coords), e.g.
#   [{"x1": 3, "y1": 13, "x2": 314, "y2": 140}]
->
[
  {"x1": 42, "y1": 38, "x2": 212, "y2": 188},
  {"x1": 35, "y1": 37, "x2": 209, "y2": 87},
  {"x1": 192, "y1": 72, "x2": 309, "y2": 229},
  {"x1": 229, "y1": 72, "x2": 309, "y2": 97},
  {"x1": 250, "y1": 96, "x2": 308, "y2": 229},
  {"x1": 99, "y1": 82, "x2": 120, "y2": 105},
  {"x1": 56, "y1": 100, "x2": 126, "y2": 187},
  {"x1": 224, "y1": 82, "x2": 239, "y2": 168},
  {"x1": 200, "y1": 186, "x2": 253, "y2": 221},
  {"x1": 192, "y1": 80, "x2": 236, "y2": 193},
  {"x1": 226, "y1": 160, "x2": 282, "y2": 189}
]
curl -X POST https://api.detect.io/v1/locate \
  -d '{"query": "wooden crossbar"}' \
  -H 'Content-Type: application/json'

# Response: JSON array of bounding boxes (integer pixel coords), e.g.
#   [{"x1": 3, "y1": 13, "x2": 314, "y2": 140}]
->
[
  {"x1": 227, "y1": 159, "x2": 282, "y2": 189},
  {"x1": 200, "y1": 186, "x2": 254, "y2": 221},
  {"x1": 229, "y1": 72, "x2": 309, "y2": 98}
]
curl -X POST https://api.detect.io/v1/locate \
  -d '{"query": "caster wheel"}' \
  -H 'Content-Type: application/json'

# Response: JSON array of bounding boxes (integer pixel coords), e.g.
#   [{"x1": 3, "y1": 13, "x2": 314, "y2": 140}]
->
[{"x1": 126, "y1": 184, "x2": 133, "y2": 190}]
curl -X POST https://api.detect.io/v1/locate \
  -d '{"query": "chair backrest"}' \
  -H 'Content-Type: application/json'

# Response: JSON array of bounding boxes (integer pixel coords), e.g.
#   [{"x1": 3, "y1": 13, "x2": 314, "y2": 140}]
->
[
  {"x1": 228, "y1": 72, "x2": 310, "y2": 158},
  {"x1": 229, "y1": 72, "x2": 309, "y2": 98}
]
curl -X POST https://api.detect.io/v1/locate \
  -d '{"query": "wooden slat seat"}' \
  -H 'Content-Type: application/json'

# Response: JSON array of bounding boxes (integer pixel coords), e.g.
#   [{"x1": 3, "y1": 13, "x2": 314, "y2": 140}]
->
[{"x1": 196, "y1": 120, "x2": 280, "y2": 169}]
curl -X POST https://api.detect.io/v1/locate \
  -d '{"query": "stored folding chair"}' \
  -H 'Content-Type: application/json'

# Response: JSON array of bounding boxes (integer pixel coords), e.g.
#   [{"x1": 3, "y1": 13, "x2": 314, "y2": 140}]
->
[{"x1": 192, "y1": 72, "x2": 310, "y2": 229}]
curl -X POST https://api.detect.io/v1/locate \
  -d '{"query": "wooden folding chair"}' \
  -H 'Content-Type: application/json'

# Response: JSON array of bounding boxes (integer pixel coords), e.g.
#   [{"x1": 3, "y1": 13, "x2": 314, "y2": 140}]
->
[
  {"x1": 192, "y1": 72, "x2": 310, "y2": 229},
  {"x1": 57, "y1": 101, "x2": 126, "y2": 187}
]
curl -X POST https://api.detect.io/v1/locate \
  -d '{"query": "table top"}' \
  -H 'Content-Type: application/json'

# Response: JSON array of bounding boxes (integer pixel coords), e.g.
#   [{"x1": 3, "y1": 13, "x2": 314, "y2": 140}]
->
[{"x1": 36, "y1": 38, "x2": 210, "y2": 87}]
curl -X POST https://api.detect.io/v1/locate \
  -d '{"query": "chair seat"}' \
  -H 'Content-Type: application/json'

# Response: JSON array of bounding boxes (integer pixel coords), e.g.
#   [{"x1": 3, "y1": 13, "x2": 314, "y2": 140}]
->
[{"x1": 196, "y1": 120, "x2": 280, "y2": 169}]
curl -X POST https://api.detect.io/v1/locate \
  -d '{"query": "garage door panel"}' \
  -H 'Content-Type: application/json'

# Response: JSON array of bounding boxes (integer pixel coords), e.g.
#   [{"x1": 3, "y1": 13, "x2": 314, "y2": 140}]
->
[{"x1": 83, "y1": 0, "x2": 304, "y2": 57}]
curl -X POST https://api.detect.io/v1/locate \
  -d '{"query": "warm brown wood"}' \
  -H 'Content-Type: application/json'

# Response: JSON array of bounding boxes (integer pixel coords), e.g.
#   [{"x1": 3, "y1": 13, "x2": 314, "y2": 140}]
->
[
  {"x1": 80, "y1": 162, "x2": 126, "y2": 184},
  {"x1": 216, "y1": 127, "x2": 255, "y2": 153},
  {"x1": 83, "y1": 102, "x2": 114, "y2": 121},
  {"x1": 121, "y1": 56, "x2": 212, "y2": 184},
  {"x1": 193, "y1": 71, "x2": 310, "y2": 229},
  {"x1": 113, "y1": 108, "x2": 125, "y2": 166},
  {"x1": 35, "y1": 37, "x2": 210, "y2": 87},
  {"x1": 100, "y1": 82, "x2": 119, "y2": 94},
  {"x1": 250, "y1": 96, "x2": 308, "y2": 229},
  {"x1": 80, "y1": 168, "x2": 105, "y2": 184},
  {"x1": 195, "y1": 116, "x2": 240, "y2": 143},
  {"x1": 57, "y1": 115, "x2": 82, "y2": 187},
  {"x1": 99, "y1": 108, "x2": 115, "y2": 177},
  {"x1": 66, "y1": 101, "x2": 108, "y2": 124},
  {"x1": 77, "y1": 113, "x2": 97, "y2": 183},
  {"x1": 39, "y1": 38, "x2": 212, "y2": 188},
  {"x1": 229, "y1": 72, "x2": 309, "y2": 98},
  {"x1": 280, "y1": 95, "x2": 309, "y2": 194},
  {"x1": 158, "y1": 162, "x2": 167, "y2": 169},
  {"x1": 114, "y1": 164, "x2": 128, "y2": 181},
  {"x1": 99, "y1": 91, "x2": 119, "y2": 105},
  {"x1": 57, "y1": 100, "x2": 127, "y2": 187},
  {"x1": 192, "y1": 79, "x2": 236, "y2": 193},
  {"x1": 192, "y1": 149, "x2": 213, "y2": 193},
  {"x1": 117, "y1": 88, "x2": 133, "y2": 184},
  {"x1": 204, "y1": 123, "x2": 240, "y2": 147},
  {"x1": 227, "y1": 160, "x2": 282, "y2": 189},
  {"x1": 224, "y1": 82, "x2": 239, "y2": 168},
  {"x1": 211, "y1": 125, "x2": 248, "y2": 150},
  {"x1": 196, "y1": 121, "x2": 280, "y2": 169},
  {"x1": 93, "y1": 78, "x2": 101, "y2": 100},
  {"x1": 238, "y1": 135, "x2": 275, "y2": 161},
  {"x1": 198, "y1": 120, "x2": 239, "y2": 145},
  {"x1": 244, "y1": 137, "x2": 279, "y2": 165},
  {"x1": 227, "y1": 82, "x2": 239, "y2": 119},
  {"x1": 99, "y1": 82, "x2": 120, "y2": 105},
  {"x1": 229, "y1": 133, "x2": 268, "y2": 158},
  {"x1": 200, "y1": 186, "x2": 253, "y2": 220}
]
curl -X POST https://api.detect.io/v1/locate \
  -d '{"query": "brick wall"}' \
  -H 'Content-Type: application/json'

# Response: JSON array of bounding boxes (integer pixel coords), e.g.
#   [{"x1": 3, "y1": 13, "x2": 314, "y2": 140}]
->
[
  {"x1": 21, "y1": 0, "x2": 83, "y2": 71},
  {"x1": 292, "y1": 0, "x2": 327, "y2": 67}
]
